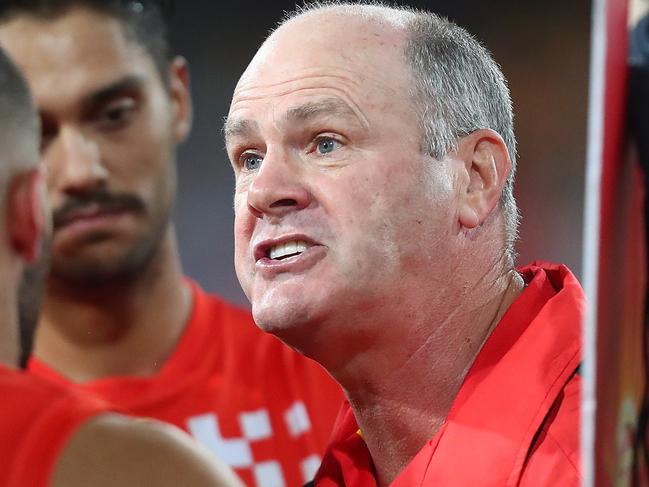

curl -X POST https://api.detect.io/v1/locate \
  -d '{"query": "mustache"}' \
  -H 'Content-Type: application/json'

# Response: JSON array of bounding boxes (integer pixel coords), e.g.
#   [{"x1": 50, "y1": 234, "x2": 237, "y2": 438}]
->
[{"x1": 53, "y1": 190, "x2": 145, "y2": 230}]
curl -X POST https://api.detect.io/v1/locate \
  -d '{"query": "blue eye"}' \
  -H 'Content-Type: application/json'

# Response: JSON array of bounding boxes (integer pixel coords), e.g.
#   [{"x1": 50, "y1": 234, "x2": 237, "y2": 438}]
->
[
  {"x1": 242, "y1": 153, "x2": 263, "y2": 171},
  {"x1": 315, "y1": 137, "x2": 341, "y2": 155}
]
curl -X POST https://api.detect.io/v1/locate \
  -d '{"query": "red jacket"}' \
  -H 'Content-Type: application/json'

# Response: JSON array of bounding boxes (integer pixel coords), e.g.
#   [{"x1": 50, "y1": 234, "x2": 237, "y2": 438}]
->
[{"x1": 314, "y1": 263, "x2": 583, "y2": 486}]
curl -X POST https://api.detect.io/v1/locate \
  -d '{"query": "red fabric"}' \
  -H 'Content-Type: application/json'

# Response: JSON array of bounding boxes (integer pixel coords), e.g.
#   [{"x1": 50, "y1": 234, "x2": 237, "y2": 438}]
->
[
  {"x1": 314, "y1": 262, "x2": 583, "y2": 486},
  {"x1": 28, "y1": 281, "x2": 344, "y2": 486},
  {"x1": 0, "y1": 364, "x2": 109, "y2": 487}
]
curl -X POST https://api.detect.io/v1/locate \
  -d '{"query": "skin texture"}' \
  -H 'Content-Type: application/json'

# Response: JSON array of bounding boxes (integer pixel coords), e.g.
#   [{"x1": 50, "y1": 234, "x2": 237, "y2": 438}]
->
[
  {"x1": 227, "y1": 8, "x2": 524, "y2": 486},
  {"x1": 228, "y1": 12, "x2": 451, "y2": 351},
  {"x1": 51, "y1": 414, "x2": 243, "y2": 487},
  {"x1": 0, "y1": 6, "x2": 193, "y2": 381},
  {"x1": 0, "y1": 9, "x2": 184, "y2": 286},
  {"x1": 0, "y1": 12, "x2": 241, "y2": 487},
  {"x1": 1, "y1": 166, "x2": 47, "y2": 367},
  {"x1": 0, "y1": 55, "x2": 45, "y2": 365},
  {"x1": 0, "y1": 160, "x2": 242, "y2": 487}
]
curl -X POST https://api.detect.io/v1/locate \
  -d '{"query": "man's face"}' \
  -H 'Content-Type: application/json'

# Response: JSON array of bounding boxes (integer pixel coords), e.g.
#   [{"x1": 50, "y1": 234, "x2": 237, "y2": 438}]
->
[
  {"x1": 0, "y1": 7, "x2": 189, "y2": 286},
  {"x1": 227, "y1": 14, "x2": 464, "y2": 347}
]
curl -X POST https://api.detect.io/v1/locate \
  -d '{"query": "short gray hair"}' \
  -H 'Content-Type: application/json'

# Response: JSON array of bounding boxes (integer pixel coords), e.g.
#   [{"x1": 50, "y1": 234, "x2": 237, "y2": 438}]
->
[
  {"x1": 404, "y1": 10, "x2": 519, "y2": 260},
  {"x1": 280, "y1": 1, "x2": 519, "y2": 259}
]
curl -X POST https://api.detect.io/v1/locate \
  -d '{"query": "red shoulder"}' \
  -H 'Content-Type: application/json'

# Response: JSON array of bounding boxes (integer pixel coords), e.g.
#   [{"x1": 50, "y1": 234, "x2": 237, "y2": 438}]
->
[
  {"x1": 0, "y1": 367, "x2": 110, "y2": 487},
  {"x1": 519, "y1": 373, "x2": 581, "y2": 486}
]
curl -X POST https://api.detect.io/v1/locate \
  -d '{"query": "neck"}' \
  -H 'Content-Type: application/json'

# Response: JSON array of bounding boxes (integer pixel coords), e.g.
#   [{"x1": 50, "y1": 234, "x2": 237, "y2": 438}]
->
[
  {"x1": 34, "y1": 229, "x2": 192, "y2": 382},
  {"x1": 330, "y1": 265, "x2": 525, "y2": 486}
]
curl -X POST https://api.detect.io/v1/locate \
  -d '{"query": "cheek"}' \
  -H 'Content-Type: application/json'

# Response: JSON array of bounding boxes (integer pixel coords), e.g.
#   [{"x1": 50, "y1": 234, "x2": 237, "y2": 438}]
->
[
  {"x1": 321, "y1": 172, "x2": 402, "y2": 277},
  {"x1": 104, "y1": 103, "x2": 174, "y2": 176},
  {"x1": 44, "y1": 173, "x2": 58, "y2": 209},
  {"x1": 106, "y1": 137, "x2": 173, "y2": 197},
  {"x1": 232, "y1": 224, "x2": 255, "y2": 302},
  {"x1": 233, "y1": 191, "x2": 252, "y2": 234},
  {"x1": 233, "y1": 194, "x2": 254, "y2": 266},
  {"x1": 340, "y1": 165, "x2": 454, "y2": 273},
  {"x1": 42, "y1": 151, "x2": 67, "y2": 202}
]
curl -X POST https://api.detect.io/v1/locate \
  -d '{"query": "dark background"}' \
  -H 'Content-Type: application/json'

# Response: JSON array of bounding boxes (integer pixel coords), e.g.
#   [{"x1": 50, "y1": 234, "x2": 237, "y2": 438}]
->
[{"x1": 169, "y1": 1, "x2": 591, "y2": 306}]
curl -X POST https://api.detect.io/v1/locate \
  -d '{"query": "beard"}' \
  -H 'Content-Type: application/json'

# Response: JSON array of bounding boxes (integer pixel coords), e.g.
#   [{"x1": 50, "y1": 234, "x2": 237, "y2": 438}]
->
[
  {"x1": 17, "y1": 235, "x2": 50, "y2": 368},
  {"x1": 49, "y1": 225, "x2": 166, "y2": 288}
]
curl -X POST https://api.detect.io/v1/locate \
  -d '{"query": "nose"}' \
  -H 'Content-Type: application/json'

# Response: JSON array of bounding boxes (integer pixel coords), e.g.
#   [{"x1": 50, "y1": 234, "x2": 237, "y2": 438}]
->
[
  {"x1": 246, "y1": 150, "x2": 312, "y2": 220},
  {"x1": 46, "y1": 127, "x2": 108, "y2": 195}
]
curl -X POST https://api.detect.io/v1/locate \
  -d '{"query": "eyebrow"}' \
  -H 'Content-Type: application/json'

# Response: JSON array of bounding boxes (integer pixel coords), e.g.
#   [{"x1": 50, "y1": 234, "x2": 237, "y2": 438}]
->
[
  {"x1": 223, "y1": 117, "x2": 259, "y2": 142},
  {"x1": 284, "y1": 98, "x2": 363, "y2": 125},
  {"x1": 223, "y1": 97, "x2": 366, "y2": 143},
  {"x1": 81, "y1": 75, "x2": 146, "y2": 111}
]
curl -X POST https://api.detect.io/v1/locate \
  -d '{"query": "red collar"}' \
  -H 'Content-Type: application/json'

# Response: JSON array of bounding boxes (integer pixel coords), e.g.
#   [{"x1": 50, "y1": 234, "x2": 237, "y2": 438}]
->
[{"x1": 315, "y1": 263, "x2": 583, "y2": 486}]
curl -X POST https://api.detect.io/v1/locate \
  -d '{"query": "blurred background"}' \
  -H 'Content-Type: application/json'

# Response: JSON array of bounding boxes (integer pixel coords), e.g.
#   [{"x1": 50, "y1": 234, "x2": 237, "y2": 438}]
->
[{"x1": 169, "y1": 0, "x2": 591, "y2": 306}]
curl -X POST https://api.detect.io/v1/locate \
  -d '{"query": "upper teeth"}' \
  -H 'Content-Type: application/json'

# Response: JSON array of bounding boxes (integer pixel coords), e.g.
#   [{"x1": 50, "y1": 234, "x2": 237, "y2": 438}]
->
[{"x1": 269, "y1": 240, "x2": 309, "y2": 260}]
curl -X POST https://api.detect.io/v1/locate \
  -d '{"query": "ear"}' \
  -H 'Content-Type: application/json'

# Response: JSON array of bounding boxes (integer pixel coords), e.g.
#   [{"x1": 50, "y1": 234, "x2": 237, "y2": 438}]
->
[
  {"x1": 456, "y1": 129, "x2": 512, "y2": 229},
  {"x1": 7, "y1": 168, "x2": 47, "y2": 263},
  {"x1": 168, "y1": 56, "x2": 193, "y2": 144}
]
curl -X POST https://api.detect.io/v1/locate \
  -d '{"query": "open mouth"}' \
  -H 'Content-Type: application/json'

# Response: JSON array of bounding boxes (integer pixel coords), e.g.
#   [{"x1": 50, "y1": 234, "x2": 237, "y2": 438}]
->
[{"x1": 267, "y1": 240, "x2": 312, "y2": 260}]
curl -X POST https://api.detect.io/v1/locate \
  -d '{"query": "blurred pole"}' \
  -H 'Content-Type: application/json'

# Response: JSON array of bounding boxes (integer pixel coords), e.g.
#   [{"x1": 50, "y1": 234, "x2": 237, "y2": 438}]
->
[
  {"x1": 582, "y1": 0, "x2": 606, "y2": 483},
  {"x1": 585, "y1": 0, "x2": 649, "y2": 485},
  {"x1": 629, "y1": 5, "x2": 649, "y2": 485}
]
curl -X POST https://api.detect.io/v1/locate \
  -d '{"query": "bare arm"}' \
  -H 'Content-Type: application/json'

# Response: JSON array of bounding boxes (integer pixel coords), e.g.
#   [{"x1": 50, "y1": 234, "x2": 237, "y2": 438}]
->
[{"x1": 51, "y1": 413, "x2": 243, "y2": 487}]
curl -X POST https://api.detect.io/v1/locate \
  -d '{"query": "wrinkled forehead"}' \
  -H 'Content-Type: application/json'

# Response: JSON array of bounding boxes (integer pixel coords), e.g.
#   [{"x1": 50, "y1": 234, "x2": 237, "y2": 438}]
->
[{"x1": 233, "y1": 9, "x2": 411, "y2": 102}]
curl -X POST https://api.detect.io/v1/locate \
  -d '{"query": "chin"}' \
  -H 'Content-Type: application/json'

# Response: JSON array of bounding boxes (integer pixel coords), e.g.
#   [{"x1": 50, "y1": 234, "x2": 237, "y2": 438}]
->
[
  {"x1": 252, "y1": 303, "x2": 298, "y2": 334},
  {"x1": 248, "y1": 278, "x2": 338, "y2": 344},
  {"x1": 50, "y1": 252, "x2": 146, "y2": 288},
  {"x1": 252, "y1": 298, "x2": 318, "y2": 341}
]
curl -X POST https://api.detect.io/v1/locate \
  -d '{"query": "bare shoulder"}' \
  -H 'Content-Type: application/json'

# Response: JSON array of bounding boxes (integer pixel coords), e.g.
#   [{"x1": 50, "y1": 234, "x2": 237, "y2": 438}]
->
[{"x1": 51, "y1": 413, "x2": 243, "y2": 487}]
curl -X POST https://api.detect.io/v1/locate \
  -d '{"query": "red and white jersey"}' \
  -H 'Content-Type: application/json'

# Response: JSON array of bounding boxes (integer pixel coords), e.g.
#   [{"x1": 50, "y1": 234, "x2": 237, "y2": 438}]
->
[
  {"x1": 0, "y1": 364, "x2": 109, "y2": 487},
  {"x1": 28, "y1": 281, "x2": 345, "y2": 487}
]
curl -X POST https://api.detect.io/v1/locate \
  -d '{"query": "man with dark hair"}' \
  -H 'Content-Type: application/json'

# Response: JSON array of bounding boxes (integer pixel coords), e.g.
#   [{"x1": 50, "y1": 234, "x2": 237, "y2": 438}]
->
[
  {"x1": 226, "y1": 2, "x2": 583, "y2": 485},
  {"x1": 0, "y1": 1, "x2": 343, "y2": 486},
  {"x1": 0, "y1": 0, "x2": 173, "y2": 77},
  {"x1": 0, "y1": 44, "x2": 241, "y2": 487}
]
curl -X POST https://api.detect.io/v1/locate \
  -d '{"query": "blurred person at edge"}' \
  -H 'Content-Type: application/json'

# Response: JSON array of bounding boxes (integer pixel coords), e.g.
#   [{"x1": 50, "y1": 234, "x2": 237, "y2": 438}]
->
[
  {"x1": 0, "y1": 1, "x2": 343, "y2": 486},
  {"x1": 225, "y1": 2, "x2": 583, "y2": 486},
  {"x1": 0, "y1": 44, "x2": 242, "y2": 487}
]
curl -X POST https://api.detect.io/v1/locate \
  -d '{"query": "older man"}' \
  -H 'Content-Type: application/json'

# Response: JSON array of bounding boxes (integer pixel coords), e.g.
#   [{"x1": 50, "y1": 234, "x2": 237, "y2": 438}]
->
[
  {"x1": 0, "y1": 1, "x2": 343, "y2": 485},
  {"x1": 225, "y1": 3, "x2": 583, "y2": 486}
]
